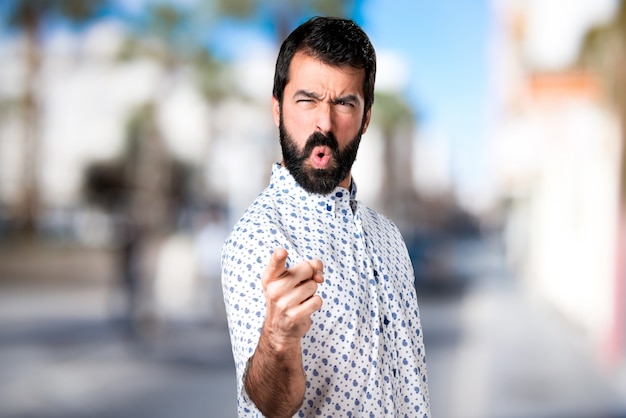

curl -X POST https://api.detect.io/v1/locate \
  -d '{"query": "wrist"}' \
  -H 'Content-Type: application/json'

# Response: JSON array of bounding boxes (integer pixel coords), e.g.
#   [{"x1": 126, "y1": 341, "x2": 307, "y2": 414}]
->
[{"x1": 259, "y1": 325, "x2": 303, "y2": 358}]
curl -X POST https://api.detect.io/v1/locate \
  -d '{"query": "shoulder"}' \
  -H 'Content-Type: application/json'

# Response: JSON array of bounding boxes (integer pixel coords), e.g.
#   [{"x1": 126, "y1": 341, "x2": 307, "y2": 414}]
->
[
  {"x1": 359, "y1": 205, "x2": 401, "y2": 234},
  {"x1": 224, "y1": 192, "x2": 278, "y2": 246},
  {"x1": 222, "y1": 190, "x2": 297, "y2": 267},
  {"x1": 358, "y1": 204, "x2": 411, "y2": 252}
]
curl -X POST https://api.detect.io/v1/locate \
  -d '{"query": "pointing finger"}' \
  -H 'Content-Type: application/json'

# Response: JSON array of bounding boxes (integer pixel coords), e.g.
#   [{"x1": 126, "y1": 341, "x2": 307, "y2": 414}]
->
[{"x1": 262, "y1": 248, "x2": 288, "y2": 284}]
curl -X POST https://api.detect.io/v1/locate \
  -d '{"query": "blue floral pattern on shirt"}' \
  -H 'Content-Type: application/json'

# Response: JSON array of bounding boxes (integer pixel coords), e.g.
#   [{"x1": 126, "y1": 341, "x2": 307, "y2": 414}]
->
[{"x1": 222, "y1": 163, "x2": 430, "y2": 417}]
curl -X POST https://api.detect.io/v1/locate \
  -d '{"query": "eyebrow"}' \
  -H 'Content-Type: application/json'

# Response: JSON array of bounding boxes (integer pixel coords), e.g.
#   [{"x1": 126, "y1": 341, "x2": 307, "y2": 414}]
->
[
  {"x1": 293, "y1": 90, "x2": 361, "y2": 104},
  {"x1": 294, "y1": 90, "x2": 322, "y2": 100},
  {"x1": 333, "y1": 94, "x2": 359, "y2": 105}
]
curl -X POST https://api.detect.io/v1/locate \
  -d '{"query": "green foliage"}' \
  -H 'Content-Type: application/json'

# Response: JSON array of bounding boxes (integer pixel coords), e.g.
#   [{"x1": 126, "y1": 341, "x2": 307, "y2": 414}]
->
[
  {"x1": 578, "y1": 0, "x2": 626, "y2": 199},
  {"x1": 215, "y1": 0, "x2": 257, "y2": 18},
  {"x1": 372, "y1": 91, "x2": 415, "y2": 130},
  {"x1": 7, "y1": 0, "x2": 107, "y2": 30},
  {"x1": 579, "y1": 0, "x2": 626, "y2": 106}
]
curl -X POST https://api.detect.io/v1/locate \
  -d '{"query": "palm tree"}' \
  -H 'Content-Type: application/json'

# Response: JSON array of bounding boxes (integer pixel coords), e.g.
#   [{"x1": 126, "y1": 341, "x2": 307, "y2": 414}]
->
[
  {"x1": 371, "y1": 91, "x2": 420, "y2": 226},
  {"x1": 116, "y1": 3, "x2": 198, "y2": 234},
  {"x1": 210, "y1": 0, "x2": 361, "y2": 42},
  {"x1": 4, "y1": 0, "x2": 108, "y2": 237}
]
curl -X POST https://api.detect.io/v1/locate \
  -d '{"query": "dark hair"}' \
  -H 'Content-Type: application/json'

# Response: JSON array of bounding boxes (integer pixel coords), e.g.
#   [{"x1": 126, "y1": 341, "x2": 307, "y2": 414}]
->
[{"x1": 273, "y1": 16, "x2": 376, "y2": 114}]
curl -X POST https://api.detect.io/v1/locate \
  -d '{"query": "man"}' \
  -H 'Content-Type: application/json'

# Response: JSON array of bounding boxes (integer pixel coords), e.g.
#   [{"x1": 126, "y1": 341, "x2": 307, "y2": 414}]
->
[{"x1": 222, "y1": 16, "x2": 430, "y2": 417}]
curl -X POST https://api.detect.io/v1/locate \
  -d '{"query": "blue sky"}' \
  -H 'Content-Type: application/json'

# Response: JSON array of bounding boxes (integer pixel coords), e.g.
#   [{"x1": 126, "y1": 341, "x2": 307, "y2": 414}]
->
[
  {"x1": 362, "y1": 1, "x2": 491, "y2": 117},
  {"x1": 360, "y1": 0, "x2": 493, "y2": 196}
]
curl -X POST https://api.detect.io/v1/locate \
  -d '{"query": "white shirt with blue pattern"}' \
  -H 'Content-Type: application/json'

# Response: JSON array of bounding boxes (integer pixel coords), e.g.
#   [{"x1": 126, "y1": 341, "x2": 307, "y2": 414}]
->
[{"x1": 221, "y1": 163, "x2": 430, "y2": 417}]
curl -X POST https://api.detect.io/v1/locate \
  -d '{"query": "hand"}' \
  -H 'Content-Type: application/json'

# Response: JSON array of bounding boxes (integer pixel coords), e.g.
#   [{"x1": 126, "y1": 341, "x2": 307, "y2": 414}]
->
[{"x1": 261, "y1": 248, "x2": 324, "y2": 351}]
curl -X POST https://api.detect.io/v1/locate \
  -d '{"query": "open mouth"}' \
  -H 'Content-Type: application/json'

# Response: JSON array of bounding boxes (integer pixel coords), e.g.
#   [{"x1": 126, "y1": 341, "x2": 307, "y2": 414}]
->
[{"x1": 310, "y1": 146, "x2": 332, "y2": 169}]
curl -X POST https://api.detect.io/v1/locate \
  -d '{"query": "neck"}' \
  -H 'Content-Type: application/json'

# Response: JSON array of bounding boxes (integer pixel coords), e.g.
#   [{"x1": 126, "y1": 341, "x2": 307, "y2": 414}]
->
[{"x1": 339, "y1": 174, "x2": 352, "y2": 190}]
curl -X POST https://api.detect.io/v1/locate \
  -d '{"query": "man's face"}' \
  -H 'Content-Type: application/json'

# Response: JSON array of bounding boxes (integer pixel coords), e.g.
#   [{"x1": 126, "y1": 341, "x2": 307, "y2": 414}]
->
[
  {"x1": 272, "y1": 52, "x2": 371, "y2": 194},
  {"x1": 279, "y1": 114, "x2": 362, "y2": 195}
]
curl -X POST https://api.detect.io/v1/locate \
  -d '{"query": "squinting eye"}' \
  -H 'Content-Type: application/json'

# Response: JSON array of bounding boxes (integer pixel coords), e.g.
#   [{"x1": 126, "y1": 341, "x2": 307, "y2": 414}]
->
[{"x1": 337, "y1": 100, "x2": 354, "y2": 107}]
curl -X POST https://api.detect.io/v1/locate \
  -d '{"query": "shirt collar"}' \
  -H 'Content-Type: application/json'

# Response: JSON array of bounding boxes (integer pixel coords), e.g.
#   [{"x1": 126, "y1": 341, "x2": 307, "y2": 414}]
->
[{"x1": 269, "y1": 163, "x2": 358, "y2": 217}]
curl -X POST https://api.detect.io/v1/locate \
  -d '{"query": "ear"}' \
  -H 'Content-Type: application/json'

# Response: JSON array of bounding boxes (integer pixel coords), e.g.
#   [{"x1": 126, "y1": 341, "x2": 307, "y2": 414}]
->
[
  {"x1": 361, "y1": 109, "x2": 372, "y2": 134},
  {"x1": 272, "y1": 96, "x2": 280, "y2": 127}
]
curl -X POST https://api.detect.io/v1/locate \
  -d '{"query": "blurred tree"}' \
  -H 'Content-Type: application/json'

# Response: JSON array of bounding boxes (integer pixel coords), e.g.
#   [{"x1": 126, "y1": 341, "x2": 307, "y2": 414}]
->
[
  {"x1": 82, "y1": 102, "x2": 193, "y2": 336},
  {"x1": 116, "y1": 3, "x2": 201, "y2": 235},
  {"x1": 210, "y1": 0, "x2": 362, "y2": 41},
  {"x1": 4, "y1": 0, "x2": 108, "y2": 237},
  {"x1": 579, "y1": 1, "x2": 626, "y2": 199},
  {"x1": 371, "y1": 91, "x2": 421, "y2": 226}
]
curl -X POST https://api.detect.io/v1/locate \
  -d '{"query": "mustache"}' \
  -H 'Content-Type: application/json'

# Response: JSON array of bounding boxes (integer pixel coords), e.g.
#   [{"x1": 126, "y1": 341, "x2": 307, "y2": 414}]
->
[{"x1": 302, "y1": 131, "x2": 339, "y2": 156}]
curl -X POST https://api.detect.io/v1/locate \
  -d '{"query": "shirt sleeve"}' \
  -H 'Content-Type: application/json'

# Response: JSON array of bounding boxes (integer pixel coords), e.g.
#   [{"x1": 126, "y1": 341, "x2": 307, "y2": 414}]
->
[{"x1": 220, "y1": 206, "x2": 303, "y2": 408}]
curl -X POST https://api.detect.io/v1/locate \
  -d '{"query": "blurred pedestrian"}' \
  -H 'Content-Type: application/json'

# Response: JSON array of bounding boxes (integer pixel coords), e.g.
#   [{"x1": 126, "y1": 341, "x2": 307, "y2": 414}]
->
[
  {"x1": 113, "y1": 212, "x2": 142, "y2": 335},
  {"x1": 221, "y1": 16, "x2": 430, "y2": 417}
]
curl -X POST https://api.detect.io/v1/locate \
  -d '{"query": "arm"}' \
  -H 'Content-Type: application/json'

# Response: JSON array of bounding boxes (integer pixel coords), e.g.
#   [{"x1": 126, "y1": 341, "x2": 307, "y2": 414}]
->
[{"x1": 244, "y1": 248, "x2": 324, "y2": 418}]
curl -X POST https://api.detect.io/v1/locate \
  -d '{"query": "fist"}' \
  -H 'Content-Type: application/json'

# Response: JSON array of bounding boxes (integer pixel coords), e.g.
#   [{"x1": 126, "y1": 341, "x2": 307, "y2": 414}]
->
[{"x1": 261, "y1": 248, "x2": 324, "y2": 348}]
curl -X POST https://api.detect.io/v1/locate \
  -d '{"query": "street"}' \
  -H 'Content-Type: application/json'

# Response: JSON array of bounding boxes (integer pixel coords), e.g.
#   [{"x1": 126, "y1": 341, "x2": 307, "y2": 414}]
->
[{"x1": 0, "y1": 236, "x2": 625, "y2": 418}]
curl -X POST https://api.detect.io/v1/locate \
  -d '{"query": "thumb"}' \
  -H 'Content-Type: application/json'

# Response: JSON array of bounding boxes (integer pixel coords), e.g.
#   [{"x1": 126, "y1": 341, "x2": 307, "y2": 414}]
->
[{"x1": 307, "y1": 259, "x2": 324, "y2": 283}]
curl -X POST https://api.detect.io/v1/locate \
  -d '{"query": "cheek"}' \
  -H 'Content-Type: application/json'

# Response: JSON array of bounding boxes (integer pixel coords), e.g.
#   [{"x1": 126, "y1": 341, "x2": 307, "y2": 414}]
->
[
  {"x1": 284, "y1": 112, "x2": 313, "y2": 141},
  {"x1": 335, "y1": 116, "x2": 363, "y2": 141}
]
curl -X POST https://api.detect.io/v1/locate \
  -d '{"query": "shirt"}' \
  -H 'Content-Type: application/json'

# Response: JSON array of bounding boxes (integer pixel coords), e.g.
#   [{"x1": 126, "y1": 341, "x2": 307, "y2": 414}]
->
[{"x1": 221, "y1": 163, "x2": 430, "y2": 417}]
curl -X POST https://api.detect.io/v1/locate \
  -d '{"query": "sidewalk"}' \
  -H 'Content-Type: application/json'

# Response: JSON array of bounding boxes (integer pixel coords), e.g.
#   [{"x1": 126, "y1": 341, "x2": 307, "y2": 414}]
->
[
  {"x1": 1, "y1": 238, "x2": 626, "y2": 418},
  {"x1": 417, "y1": 234, "x2": 626, "y2": 418},
  {"x1": 0, "y1": 305, "x2": 237, "y2": 418},
  {"x1": 421, "y1": 279, "x2": 626, "y2": 418},
  {"x1": 0, "y1": 241, "x2": 238, "y2": 418}
]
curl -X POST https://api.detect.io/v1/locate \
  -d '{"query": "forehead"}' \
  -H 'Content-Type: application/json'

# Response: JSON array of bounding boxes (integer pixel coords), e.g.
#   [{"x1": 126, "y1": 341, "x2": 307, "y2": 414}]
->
[{"x1": 286, "y1": 52, "x2": 365, "y2": 96}]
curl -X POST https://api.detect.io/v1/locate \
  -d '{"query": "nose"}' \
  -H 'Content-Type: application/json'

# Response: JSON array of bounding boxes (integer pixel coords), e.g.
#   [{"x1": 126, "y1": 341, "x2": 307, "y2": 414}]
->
[{"x1": 315, "y1": 102, "x2": 333, "y2": 134}]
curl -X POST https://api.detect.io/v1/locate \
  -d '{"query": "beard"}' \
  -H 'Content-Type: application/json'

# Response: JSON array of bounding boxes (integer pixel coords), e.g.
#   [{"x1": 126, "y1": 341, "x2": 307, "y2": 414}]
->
[{"x1": 279, "y1": 115, "x2": 363, "y2": 195}]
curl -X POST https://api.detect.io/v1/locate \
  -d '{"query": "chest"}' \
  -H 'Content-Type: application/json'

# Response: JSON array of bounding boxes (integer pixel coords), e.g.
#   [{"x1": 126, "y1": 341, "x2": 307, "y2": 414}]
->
[{"x1": 278, "y1": 207, "x2": 413, "y2": 309}]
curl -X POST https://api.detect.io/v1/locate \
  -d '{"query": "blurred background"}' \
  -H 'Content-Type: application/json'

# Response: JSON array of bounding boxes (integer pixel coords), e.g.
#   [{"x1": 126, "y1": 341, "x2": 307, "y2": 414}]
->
[{"x1": 1, "y1": 0, "x2": 626, "y2": 417}]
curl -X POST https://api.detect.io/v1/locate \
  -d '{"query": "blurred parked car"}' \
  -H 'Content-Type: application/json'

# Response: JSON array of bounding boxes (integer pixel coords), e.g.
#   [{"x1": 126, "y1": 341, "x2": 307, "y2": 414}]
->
[{"x1": 404, "y1": 210, "x2": 482, "y2": 293}]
